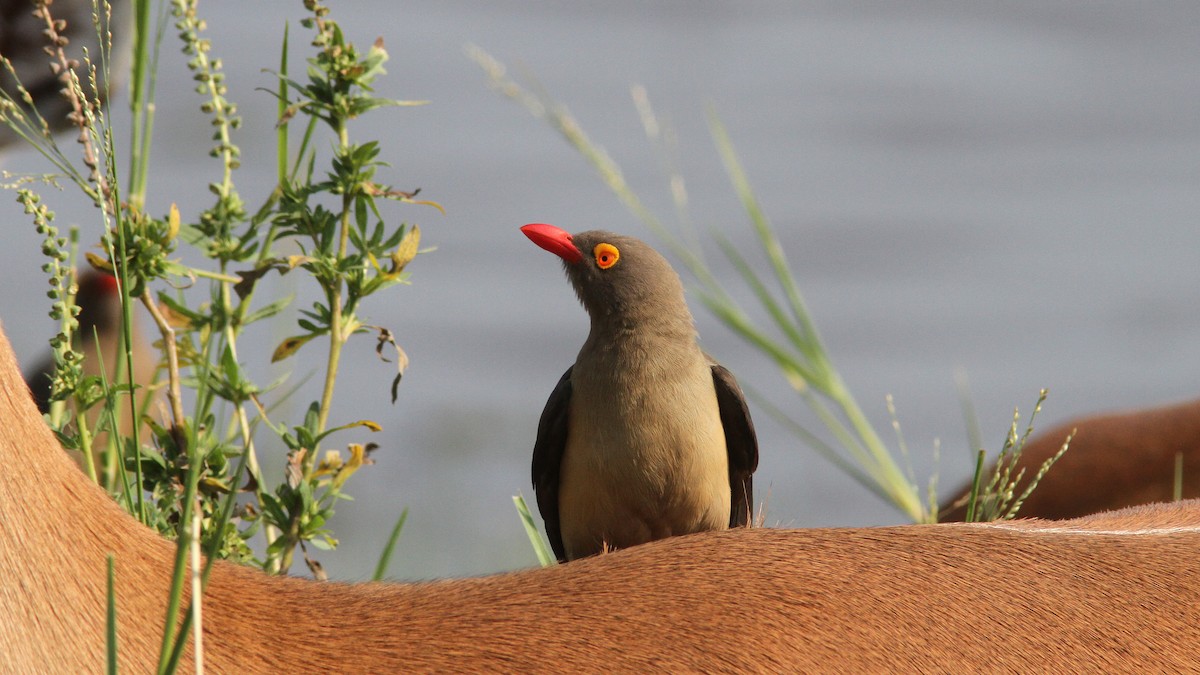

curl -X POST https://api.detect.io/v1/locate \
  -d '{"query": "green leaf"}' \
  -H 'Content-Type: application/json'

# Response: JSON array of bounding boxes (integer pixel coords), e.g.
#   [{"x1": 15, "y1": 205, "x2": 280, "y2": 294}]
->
[
  {"x1": 389, "y1": 224, "x2": 419, "y2": 275},
  {"x1": 199, "y1": 477, "x2": 232, "y2": 494},
  {"x1": 242, "y1": 295, "x2": 293, "y2": 325},
  {"x1": 266, "y1": 536, "x2": 290, "y2": 558},
  {"x1": 271, "y1": 334, "x2": 316, "y2": 362},
  {"x1": 328, "y1": 419, "x2": 382, "y2": 433},
  {"x1": 259, "y1": 492, "x2": 288, "y2": 526},
  {"x1": 372, "y1": 507, "x2": 408, "y2": 581},
  {"x1": 513, "y1": 494, "x2": 556, "y2": 567}
]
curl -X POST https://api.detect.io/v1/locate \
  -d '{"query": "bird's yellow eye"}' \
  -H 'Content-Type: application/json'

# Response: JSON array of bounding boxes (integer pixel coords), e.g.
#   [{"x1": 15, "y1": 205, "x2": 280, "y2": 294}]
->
[{"x1": 594, "y1": 242, "x2": 620, "y2": 270}]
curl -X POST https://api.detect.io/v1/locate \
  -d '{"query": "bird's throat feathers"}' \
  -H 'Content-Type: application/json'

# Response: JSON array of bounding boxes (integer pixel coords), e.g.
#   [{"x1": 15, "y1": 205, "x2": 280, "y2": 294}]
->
[
  {"x1": 584, "y1": 301, "x2": 696, "y2": 345},
  {"x1": 577, "y1": 321, "x2": 703, "y2": 393}
]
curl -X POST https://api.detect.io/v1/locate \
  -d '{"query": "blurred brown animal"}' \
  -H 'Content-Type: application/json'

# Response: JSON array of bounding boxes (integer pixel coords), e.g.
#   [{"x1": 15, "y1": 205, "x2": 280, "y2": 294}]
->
[
  {"x1": 2, "y1": 320, "x2": 1199, "y2": 671},
  {"x1": 941, "y1": 398, "x2": 1200, "y2": 521}
]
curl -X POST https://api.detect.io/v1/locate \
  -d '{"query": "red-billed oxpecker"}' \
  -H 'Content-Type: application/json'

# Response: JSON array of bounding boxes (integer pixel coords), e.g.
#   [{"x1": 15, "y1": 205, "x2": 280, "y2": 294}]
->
[{"x1": 521, "y1": 223, "x2": 758, "y2": 561}]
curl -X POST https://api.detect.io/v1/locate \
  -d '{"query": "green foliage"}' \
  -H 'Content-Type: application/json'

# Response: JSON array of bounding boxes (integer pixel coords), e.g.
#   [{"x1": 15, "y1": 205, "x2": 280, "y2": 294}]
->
[
  {"x1": 4, "y1": 4, "x2": 438, "y2": 667},
  {"x1": 1, "y1": 0, "x2": 443, "y2": 668},
  {"x1": 962, "y1": 390, "x2": 1072, "y2": 522}
]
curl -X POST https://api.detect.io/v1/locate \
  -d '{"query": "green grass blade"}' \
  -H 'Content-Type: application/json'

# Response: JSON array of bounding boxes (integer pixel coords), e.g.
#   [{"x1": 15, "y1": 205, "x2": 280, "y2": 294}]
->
[
  {"x1": 277, "y1": 22, "x2": 290, "y2": 182},
  {"x1": 106, "y1": 555, "x2": 118, "y2": 675},
  {"x1": 965, "y1": 448, "x2": 986, "y2": 523},
  {"x1": 155, "y1": 425, "x2": 200, "y2": 675},
  {"x1": 955, "y1": 369, "x2": 983, "y2": 460},
  {"x1": 798, "y1": 389, "x2": 884, "y2": 483},
  {"x1": 164, "y1": 432, "x2": 253, "y2": 672},
  {"x1": 127, "y1": 0, "x2": 151, "y2": 198},
  {"x1": 1175, "y1": 451, "x2": 1184, "y2": 502},
  {"x1": 694, "y1": 291, "x2": 819, "y2": 387},
  {"x1": 372, "y1": 507, "x2": 409, "y2": 581},
  {"x1": 748, "y1": 390, "x2": 881, "y2": 496},
  {"x1": 289, "y1": 114, "x2": 320, "y2": 182},
  {"x1": 127, "y1": 0, "x2": 169, "y2": 204},
  {"x1": 513, "y1": 494, "x2": 555, "y2": 567},
  {"x1": 710, "y1": 229, "x2": 816, "y2": 363},
  {"x1": 709, "y1": 111, "x2": 825, "y2": 350}
]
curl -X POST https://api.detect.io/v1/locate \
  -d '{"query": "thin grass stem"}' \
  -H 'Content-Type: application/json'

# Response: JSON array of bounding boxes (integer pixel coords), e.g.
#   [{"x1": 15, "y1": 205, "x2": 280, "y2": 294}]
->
[
  {"x1": 1175, "y1": 451, "x2": 1184, "y2": 502},
  {"x1": 966, "y1": 449, "x2": 986, "y2": 523},
  {"x1": 373, "y1": 508, "x2": 409, "y2": 581},
  {"x1": 514, "y1": 494, "x2": 556, "y2": 567},
  {"x1": 106, "y1": 555, "x2": 118, "y2": 675}
]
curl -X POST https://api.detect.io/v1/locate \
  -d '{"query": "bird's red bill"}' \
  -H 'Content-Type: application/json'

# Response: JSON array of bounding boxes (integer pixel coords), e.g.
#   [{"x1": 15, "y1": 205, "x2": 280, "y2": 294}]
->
[{"x1": 521, "y1": 223, "x2": 584, "y2": 264}]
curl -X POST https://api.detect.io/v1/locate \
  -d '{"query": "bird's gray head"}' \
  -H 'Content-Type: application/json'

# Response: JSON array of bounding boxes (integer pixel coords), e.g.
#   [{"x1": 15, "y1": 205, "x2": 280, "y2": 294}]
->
[{"x1": 521, "y1": 223, "x2": 692, "y2": 331}]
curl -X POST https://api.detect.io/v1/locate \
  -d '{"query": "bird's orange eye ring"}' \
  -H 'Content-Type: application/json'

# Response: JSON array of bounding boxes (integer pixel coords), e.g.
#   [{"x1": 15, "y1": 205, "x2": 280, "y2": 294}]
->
[{"x1": 594, "y1": 243, "x2": 620, "y2": 270}]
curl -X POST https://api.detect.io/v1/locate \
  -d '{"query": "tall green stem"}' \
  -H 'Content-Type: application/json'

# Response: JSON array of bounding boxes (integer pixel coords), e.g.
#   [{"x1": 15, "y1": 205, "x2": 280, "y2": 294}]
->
[
  {"x1": 316, "y1": 124, "x2": 353, "y2": 435},
  {"x1": 217, "y1": 278, "x2": 280, "y2": 561},
  {"x1": 127, "y1": 0, "x2": 151, "y2": 204}
]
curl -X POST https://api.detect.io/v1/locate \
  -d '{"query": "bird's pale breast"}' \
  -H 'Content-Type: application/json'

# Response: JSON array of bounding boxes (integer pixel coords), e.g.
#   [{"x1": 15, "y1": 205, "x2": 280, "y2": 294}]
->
[{"x1": 558, "y1": 351, "x2": 730, "y2": 559}]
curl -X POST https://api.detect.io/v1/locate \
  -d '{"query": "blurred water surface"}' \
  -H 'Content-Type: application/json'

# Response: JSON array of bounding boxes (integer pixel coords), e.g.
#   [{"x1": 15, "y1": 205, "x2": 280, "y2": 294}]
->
[{"x1": 2, "y1": 2, "x2": 1198, "y2": 579}]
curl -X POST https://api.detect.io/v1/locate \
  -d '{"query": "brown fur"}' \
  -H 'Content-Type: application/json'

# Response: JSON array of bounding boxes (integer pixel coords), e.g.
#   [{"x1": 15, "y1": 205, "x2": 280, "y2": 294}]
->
[
  {"x1": 3, "y1": 319, "x2": 1200, "y2": 671},
  {"x1": 942, "y1": 398, "x2": 1200, "y2": 521}
]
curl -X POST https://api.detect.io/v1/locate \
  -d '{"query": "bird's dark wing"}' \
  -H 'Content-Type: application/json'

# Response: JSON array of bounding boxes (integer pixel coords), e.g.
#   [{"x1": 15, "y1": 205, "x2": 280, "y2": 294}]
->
[
  {"x1": 711, "y1": 364, "x2": 759, "y2": 527},
  {"x1": 531, "y1": 366, "x2": 573, "y2": 562}
]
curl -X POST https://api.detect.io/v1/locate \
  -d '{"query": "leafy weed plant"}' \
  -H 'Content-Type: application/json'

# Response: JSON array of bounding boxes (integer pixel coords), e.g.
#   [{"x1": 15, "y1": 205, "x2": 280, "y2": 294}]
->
[{"x1": 3, "y1": 0, "x2": 435, "y2": 669}]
